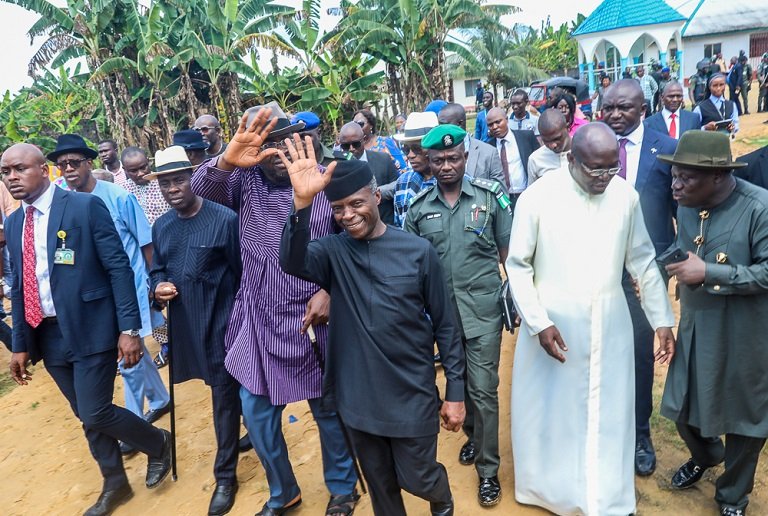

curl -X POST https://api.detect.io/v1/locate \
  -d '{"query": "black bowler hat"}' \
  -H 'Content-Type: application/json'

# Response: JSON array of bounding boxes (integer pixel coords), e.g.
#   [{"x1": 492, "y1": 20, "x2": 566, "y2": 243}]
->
[
  {"x1": 47, "y1": 134, "x2": 98, "y2": 162},
  {"x1": 173, "y1": 129, "x2": 208, "y2": 150}
]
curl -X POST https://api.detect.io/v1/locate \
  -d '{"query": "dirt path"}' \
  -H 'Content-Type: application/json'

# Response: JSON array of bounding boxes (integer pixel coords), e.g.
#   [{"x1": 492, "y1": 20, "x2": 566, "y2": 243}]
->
[{"x1": 1, "y1": 108, "x2": 766, "y2": 516}]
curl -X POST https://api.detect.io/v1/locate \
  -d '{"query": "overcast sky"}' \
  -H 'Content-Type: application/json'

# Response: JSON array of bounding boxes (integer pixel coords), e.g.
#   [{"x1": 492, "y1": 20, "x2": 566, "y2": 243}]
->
[{"x1": 1, "y1": 0, "x2": 602, "y2": 95}]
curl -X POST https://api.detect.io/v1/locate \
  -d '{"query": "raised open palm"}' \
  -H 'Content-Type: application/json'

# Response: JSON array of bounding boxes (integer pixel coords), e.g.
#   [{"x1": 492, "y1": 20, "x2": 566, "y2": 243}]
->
[
  {"x1": 278, "y1": 133, "x2": 337, "y2": 208},
  {"x1": 222, "y1": 107, "x2": 279, "y2": 168}
]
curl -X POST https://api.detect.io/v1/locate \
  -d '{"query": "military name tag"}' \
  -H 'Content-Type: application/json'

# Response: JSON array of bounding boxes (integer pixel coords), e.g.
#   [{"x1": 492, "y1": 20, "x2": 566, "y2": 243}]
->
[{"x1": 54, "y1": 248, "x2": 75, "y2": 265}]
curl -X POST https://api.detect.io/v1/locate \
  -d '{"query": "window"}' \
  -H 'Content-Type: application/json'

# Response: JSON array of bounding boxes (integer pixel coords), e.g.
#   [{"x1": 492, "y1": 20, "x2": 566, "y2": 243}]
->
[
  {"x1": 465, "y1": 80, "x2": 481, "y2": 98},
  {"x1": 704, "y1": 43, "x2": 722, "y2": 59},
  {"x1": 750, "y1": 32, "x2": 768, "y2": 58}
]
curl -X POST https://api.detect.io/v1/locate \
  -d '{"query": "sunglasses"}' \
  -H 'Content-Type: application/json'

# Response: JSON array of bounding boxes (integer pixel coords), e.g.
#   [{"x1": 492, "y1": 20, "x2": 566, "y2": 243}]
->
[
  {"x1": 401, "y1": 144, "x2": 423, "y2": 155},
  {"x1": 56, "y1": 158, "x2": 89, "y2": 170},
  {"x1": 340, "y1": 140, "x2": 364, "y2": 151}
]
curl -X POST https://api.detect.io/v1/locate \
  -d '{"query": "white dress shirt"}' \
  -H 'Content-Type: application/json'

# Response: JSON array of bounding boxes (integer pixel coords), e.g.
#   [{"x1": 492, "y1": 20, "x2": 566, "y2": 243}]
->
[
  {"x1": 617, "y1": 123, "x2": 643, "y2": 188},
  {"x1": 496, "y1": 131, "x2": 526, "y2": 193},
  {"x1": 21, "y1": 182, "x2": 57, "y2": 317},
  {"x1": 661, "y1": 108, "x2": 680, "y2": 139}
]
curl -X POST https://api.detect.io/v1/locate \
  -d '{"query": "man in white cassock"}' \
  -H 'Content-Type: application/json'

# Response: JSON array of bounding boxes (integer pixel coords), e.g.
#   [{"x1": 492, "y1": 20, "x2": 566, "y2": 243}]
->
[{"x1": 505, "y1": 123, "x2": 677, "y2": 516}]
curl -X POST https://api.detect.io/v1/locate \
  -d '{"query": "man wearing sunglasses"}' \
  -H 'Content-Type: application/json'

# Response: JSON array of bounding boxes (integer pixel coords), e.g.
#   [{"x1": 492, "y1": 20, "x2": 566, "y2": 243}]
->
[
  {"x1": 506, "y1": 122, "x2": 675, "y2": 516},
  {"x1": 193, "y1": 115, "x2": 227, "y2": 158},
  {"x1": 337, "y1": 122, "x2": 399, "y2": 225}
]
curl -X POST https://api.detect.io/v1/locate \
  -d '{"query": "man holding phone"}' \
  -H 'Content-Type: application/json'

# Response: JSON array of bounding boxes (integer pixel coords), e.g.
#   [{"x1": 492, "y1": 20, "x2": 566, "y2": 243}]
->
[{"x1": 659, "y1": 131, "x2": 768, "y2": 516}]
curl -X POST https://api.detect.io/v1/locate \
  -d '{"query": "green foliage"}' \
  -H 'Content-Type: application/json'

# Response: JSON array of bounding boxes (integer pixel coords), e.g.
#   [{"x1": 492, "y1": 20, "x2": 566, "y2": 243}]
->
[
  {"x1": 509, "y1": 17, "x2": 583, "y2": 77},
  {"x1": 0, "y1": 67, "x2": 104, "y2": 153}
]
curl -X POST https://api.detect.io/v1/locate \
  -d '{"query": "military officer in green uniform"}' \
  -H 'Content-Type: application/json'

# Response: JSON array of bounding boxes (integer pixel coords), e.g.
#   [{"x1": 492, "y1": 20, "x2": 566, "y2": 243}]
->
[
  {"x1": 404, "y1": 124, "x2": 512, "y2": 508},
  {"x1": 658, "y1": 131, "x2": 768, "y2": 516}
]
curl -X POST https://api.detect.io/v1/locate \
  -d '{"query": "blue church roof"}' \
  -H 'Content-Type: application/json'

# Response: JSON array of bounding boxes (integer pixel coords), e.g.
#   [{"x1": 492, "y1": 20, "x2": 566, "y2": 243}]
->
[{"x1": 573, "y1": 0, "x2": 687, "y2": 36}]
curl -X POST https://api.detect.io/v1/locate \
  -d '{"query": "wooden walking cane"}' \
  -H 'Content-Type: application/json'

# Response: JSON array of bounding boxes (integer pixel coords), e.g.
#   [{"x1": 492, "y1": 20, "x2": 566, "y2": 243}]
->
[
  {"x1": 307, "y1": 325, "x2": 367, "y2": 495},
  {"x1": 166, "y1": 298, "x2": 178, "y2": 481}
]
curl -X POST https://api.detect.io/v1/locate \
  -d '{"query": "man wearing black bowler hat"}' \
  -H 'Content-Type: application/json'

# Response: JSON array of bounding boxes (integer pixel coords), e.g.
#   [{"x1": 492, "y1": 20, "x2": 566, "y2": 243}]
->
[{"x1": 2, "y1": 139, "x2": 172, "y2": 516}]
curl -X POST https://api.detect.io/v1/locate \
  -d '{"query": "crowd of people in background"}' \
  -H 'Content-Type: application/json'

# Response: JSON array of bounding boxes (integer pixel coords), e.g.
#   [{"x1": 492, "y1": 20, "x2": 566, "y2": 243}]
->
[{"x1": 2, "y1": 46, "x2": 768, "y2": 516}]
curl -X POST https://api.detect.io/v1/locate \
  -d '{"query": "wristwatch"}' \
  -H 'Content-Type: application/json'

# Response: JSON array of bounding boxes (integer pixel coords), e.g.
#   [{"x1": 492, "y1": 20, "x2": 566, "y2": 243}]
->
[{"x1": 121, "y1": 329, "x2": 140, "y2": 337}]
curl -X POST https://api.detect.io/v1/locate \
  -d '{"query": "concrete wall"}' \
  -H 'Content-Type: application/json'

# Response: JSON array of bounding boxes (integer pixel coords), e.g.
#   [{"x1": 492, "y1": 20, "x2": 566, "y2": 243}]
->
[{"x1": 681, "y1": 32, "x2": 751, "y2": 79}]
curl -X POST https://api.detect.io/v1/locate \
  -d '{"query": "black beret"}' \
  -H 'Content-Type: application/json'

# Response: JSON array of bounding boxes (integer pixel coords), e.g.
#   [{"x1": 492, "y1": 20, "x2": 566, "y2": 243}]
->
[{"x1": 324, "y1": 159, "x2": 374, "y2": 202}]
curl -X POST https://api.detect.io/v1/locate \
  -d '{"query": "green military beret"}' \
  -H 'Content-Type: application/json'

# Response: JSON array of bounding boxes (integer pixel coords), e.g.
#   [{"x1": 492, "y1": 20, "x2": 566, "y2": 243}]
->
[{"x1": 421, "y1": 124, "x2": 467, "y2": 150}]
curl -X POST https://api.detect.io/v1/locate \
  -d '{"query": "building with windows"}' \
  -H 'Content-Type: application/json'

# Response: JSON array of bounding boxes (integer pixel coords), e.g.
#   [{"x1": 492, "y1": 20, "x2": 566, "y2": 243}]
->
[{"x1": 573, "y1": 0, "x2": 768, "y2": 91}]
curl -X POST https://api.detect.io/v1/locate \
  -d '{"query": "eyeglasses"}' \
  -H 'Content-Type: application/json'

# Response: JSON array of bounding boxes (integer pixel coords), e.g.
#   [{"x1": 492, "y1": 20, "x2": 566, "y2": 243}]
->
[
  {"x1": 56, "y1": 158, "x2": 89, "y2": 170},
  {"x1": 579, "y1": 162, "x2": 622, "y2": 177},
  {"x1": 401, "y1": 144, "x2": 423, "y2": 155},
  {"x1": 340, "y1": 140, "x2": 364, "y2": 151},
  {"x1": 193, "y1": 125, "x2": 217, "y2": 133}
]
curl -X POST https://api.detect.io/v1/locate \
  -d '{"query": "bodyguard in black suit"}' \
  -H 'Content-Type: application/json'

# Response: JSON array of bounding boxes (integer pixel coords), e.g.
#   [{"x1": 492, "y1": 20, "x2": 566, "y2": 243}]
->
[
  {"x1": 2, "y1": 143, "x2": 171, "y2": 516},
  {"x1": 735, "y1": 145, "x2": 768, "y2": 188},
  {"x1": 602, "y1": 80, "x2": 678, "y2": 477},
  {"x1": 338, "y1": 122, "x2": 399, "y2": 224},
  {"x1": 486, "y1": 107, "x2": 540, "y2": 195},
  {"x1": 645, "y1": 82, "x2": 702, "y2": 140}
]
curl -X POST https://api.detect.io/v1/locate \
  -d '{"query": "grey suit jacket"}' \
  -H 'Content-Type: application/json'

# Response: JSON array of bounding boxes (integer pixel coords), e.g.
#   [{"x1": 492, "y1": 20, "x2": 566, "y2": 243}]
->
[{"x1": 464, "y1": 136, "x2": 506, "y2": 188}]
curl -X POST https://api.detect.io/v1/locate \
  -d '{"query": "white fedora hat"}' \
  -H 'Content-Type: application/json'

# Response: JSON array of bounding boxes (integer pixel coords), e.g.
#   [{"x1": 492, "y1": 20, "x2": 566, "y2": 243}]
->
[
  {"x1": 393, "y1": 112, "x2": 439, "y2": 142},
  {"x1": 146, "y1": 145, "x2": 195, "y2": 180}
]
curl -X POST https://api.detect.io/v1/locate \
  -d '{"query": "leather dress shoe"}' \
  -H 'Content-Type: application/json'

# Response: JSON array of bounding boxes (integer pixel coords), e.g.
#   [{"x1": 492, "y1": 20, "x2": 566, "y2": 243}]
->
[
  {"x1": 459, "y1": 440, "x2": 476, "y2": 465},
  {"x1": 83, "y1": 483, "x2": 133, "y2": 516},
  {"x1": 720, "y1": 505, "x2": 746, "y2": 516},
  {"x1": 239, "y1": 434, "x2": 253, "y2": 453},
  {"x1": 119, "y1": 441, "x2": 137, "y2": 457},
  {"x1": 208, "y1": 483, "x2": 238, "y2": 516},
  {"x1": 635, "y1": 435, "x2": 656, "y2": 476},
  {"x1": 430, "y1": 498, "x2": 454, "y2": 516},
  {"x1": 146, "y1": 429, "x2": 172, "y2": 489},
  {"x1": 478, "y1": 476, "x2": 502, "y2": 506},
  {"x1": 671, "y1": 458, "x2": 708, "y2": 489},
  {"x1": 255, "y1": 497, "x2": 302, "y2": 515},
  {"x1": 144, "y1": 404, "x2": 171, "y2": 424}
]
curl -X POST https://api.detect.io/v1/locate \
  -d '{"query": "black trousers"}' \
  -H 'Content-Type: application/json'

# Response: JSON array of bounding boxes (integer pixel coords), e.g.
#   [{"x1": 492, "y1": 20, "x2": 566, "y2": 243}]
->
[
  {"x1": 622, "y1": 274, "x2": 655, "y2": 440},
  {"x1": 347, "y1": 428, "x2": 452, "y2": 516},
  {"x1": 39, "y1": 319, "x2": 165, "y2": 490},
  {"x1": 677, "y1": 423, "x2": 766, "y2": 510},
  {"x1": 210, "y1": 376, "x2": 241, "y2": 485}
]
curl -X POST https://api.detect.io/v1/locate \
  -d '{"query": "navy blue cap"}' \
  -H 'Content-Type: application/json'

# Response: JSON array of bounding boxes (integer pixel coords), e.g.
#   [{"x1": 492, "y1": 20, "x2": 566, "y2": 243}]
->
[{"x1": 173, "y1": 129, "x2": 208, "y2": 150}]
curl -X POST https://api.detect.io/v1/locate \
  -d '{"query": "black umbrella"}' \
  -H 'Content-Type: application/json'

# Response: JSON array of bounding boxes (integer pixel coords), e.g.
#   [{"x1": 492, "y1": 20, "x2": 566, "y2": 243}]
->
[{"x1": 544, "y1": 77, "x2": 591, "y2": 103}]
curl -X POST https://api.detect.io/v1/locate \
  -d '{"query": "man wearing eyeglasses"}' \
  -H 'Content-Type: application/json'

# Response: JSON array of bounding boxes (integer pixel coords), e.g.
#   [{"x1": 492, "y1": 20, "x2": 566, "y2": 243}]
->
[
  {"x1": 506, "y1": 122, "x2": 675, "y2": 515},
  {"x1": 337, "y1": 122, "x2": 399, "y2": 225},
  {"x1": 193, "y1": 115, "x2": 227, "y2": 158},
  {"x1": 602, "y1": 79, "x2": 678, "y2": 478}
]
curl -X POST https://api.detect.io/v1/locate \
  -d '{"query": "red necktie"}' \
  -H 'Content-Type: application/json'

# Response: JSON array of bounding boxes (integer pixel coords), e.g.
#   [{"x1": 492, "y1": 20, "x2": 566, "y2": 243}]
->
[
  {"x1": 23, "y1": 206, "x2": 44, "y2": 328},
  {"x1": 618, "y1": 138, "x2": 629, "y2": 179},
  {"x1": 499, "y1": 139, "x2": 511, "y2": 189},
  {"x1": 669, "y1": 113, "x2": 677, "y2": 139}
]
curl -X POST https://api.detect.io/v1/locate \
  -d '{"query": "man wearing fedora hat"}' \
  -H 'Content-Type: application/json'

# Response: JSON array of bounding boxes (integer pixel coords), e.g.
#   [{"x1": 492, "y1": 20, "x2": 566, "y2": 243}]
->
[
  {"x1": 148, "y1": 146, "x2": 243, "y2": 515},
  {"x1": 52, "y1": 134, "x2": 171, "y2": 446},
  {"x1": 392, "y1": 111, "x2": 439, "y2": 227},
  {"x1": 2, "y1": 141, "x2": 172, "y2": 515},
  {"x1": 173, "y1": 129, "x2": 210, "y2": 167},
  {"x1": 658, "y1": 131, "x2": 768, "y2": 516},
  {"x1": 192, "y1": 103, "x2": 359, "y2": 516}
]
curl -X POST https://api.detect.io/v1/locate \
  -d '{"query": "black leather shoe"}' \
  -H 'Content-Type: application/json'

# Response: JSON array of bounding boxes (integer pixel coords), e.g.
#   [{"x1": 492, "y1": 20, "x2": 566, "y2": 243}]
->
[
  {"x1": 635, "y1": 435, "x2": 656, "y2": 476},
  {"x1": 83, "y1": 483, "x2": 133, "y2": 516},
  {"x1": 459, "y1": 440, "x2": 476, "y2": 465},
  {"x1": 144, "y1": 404, "x2": 171, "y2": 424},
  {"x1": 430, "y1": 498, "x2": 454, "y2": 516},
  {"x1": 720, "y1": 505, "x2": 746, "y2": 516},
  {"x1": 239, "y1": 434, "x2": 253, "y2": 453},
  {"x1": 671, "y1": 458, "x2": 707, "y2": 489},
  {"x1": 255, "y1": 497, "x2": 302, "y2": 515},
  {"x1": 478, "y1": 476, "x2": 501, "y2": 506},
  {"x1": 208, "y1": 483, "x2": 238, "y2": 516},
  {"x1": 119, "y1": 441, "x2": 137, "y2": 457},
  {"x1": 146, "y1": 429, "x2": 172, "y2": 489}
]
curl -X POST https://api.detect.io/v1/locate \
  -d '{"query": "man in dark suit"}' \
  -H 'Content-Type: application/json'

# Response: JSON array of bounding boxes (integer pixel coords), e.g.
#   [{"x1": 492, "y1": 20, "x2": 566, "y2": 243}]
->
[
  {"x1": 338, "y1": 122, "x2": 399, "y2": 225},
  {"x1": 735, "y1": 145, "x2": 768, "y2": 188},
  {"x1": 437, "y1": 103, "x2": 506, "y2": 187},
  {"x1": 645, "y1": 82, "x2": 701, "y2": 140},
  {"x1": 2, "y1": 143, "x2": 171, "y2": 516},
  {"x1": 602, "y1": 79, "x2": 678, "y2": 477},
  {"x1": 486, "y1": 107, "x2": 540, "y2": 196}
]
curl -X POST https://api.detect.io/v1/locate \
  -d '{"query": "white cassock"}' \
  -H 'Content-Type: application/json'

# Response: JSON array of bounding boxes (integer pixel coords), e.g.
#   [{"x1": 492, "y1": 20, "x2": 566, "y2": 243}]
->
[{"x1": 505, "y1": 167, "x2": 674, "y2": 516}]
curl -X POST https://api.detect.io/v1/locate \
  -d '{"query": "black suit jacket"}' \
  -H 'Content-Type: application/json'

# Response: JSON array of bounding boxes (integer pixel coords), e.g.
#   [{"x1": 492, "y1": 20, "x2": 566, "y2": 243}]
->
[
  {"x1": 491, "y1": 130, "x2": 540, "y2": 175},
  {"x1": 735, "y1": 146, "x2": 768, "y2": 189},
  {"x1": 365, "y1": 150, "x2": 399, "y2": 225},
  {"x1": 7, "y1": 186, "x2": 141, "y2": 363},
  {"x1": 635, "y1": 129, "x2": 678, "y2": 254}
]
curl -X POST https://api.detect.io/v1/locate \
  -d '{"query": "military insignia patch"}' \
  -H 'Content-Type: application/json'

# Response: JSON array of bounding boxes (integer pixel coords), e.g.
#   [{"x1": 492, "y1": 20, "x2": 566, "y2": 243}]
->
[{"x1": 442, "y1": 134, "x2": 454, "y2": 147}]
